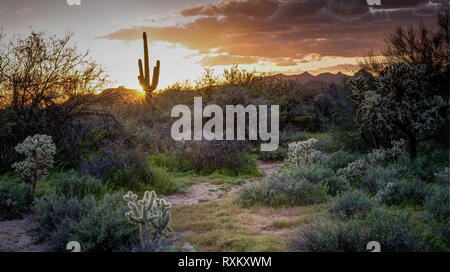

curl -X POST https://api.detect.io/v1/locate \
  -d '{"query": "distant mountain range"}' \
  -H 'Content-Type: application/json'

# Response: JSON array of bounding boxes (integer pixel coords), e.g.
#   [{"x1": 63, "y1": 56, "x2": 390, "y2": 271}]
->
[{"x1": 271, "y1": 71, "x2": 351, "y2": 86}]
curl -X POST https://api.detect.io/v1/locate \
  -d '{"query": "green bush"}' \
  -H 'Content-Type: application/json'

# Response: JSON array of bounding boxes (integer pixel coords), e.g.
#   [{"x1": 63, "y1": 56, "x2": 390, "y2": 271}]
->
[
  {"x1": 328, "y1": 190, "x2": 377, "y2": 219},
  {"x1": 47, "y1": 171, "x2": 108, "y2": 199},
  {"x1": 364, "y1": 208, "x2": 423, "y2": 252},
  {"x1": 34, "y1": 192, "x2": 138, "y2": 251},
  {"x1": 148, "y1": 154, "x2": 193, "y2": 172},
  {"x1": 324, "y1": 151, "x2": 364, "y2": 172},
  {"x1": 238, "y1": 167, "x2": 328, "y2": 207},
  {"x1": 295, "y1": 164, "x2": 334, "y2": 185},
  {"x1": 296, "y1": 208, "x2": 424, "y2": 252},
  {"x1": 0, "y1": 175, "x2": 31, "y2": 220},
  {"x1": 323, "y1": 176, "x2": 351, "y2": 197},
  {"x1": 294, "y1": 217, "x2": 367, "y2": 252}
]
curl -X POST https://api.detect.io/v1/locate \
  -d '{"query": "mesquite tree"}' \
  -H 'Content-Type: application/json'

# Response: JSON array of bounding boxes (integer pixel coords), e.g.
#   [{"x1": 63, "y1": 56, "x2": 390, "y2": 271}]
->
[{"x1": 348, "y1": 63, "x2": 447, "y2": 159}]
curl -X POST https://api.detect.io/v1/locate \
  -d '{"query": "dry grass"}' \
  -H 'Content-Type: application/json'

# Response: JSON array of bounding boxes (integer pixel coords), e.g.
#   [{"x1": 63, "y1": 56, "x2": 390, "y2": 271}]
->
[{"x1": 171, "y1": 195, "x2": 325, "y2": 252}]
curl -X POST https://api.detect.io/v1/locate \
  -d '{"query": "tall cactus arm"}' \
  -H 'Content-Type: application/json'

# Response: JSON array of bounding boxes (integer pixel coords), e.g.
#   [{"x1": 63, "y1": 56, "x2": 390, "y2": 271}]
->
[{"x1": 137, "y1": 32, "x2": 160, "y2": 98}]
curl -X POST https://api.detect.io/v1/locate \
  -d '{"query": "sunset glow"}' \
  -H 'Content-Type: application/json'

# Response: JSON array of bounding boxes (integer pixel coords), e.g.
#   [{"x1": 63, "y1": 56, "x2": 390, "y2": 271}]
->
[{"x1": 0, "y1": 0, "x2": 442, "y2": 89}]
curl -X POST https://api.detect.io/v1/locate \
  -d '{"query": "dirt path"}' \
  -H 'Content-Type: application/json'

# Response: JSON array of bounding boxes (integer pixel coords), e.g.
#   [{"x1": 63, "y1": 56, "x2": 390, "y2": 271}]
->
[
  {"x1": 163, "y1": 160, "x2": 283, "y2": 207},
  {"x1": 0, "y1": 160, "x2": 283, "y2": 251},
  {"x1": 0, "y1": 217, "x2": 49, "y2": 252}
]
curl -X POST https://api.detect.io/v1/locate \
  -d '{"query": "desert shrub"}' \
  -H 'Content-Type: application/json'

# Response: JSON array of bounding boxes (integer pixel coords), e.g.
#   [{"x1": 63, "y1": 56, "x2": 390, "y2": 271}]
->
[
  {"x1": 434, "y1": 167, "x2": 449, "y2": 185},
  {"x1": 0, "y1": 175, "x2": 31, "y2": 220},
  {"x1": 79, "y1": 145, "x2": 177, "y2": 194},
  {"x1": 323, "y1": 176, "x2": 351, "y2": 197},
  {"x1": 238, "y1": 167, "x2": 328, "y2": 207},
  {"x1": 148, "y1": 154, "x2": 193, "y2": 172},
  {"x1": 364, "y1": 208, "x2": 424, "y2": 252},
  {"x1": 394, "y1": 152, "x2": 449, "y2": 183},
  {"x1": 295, "y1": 164, "x2": 334, "y2": 185},
  {"x1": 181, "y1": 140, "x2": 259, "y2": 176},
  {"x1": 256, "y1": 147, "x2": 288, "y2": 161},
  {"x1": 296, "y1": 208, "x2": 424, "y2": 252},
  {"x1": 324, "y1": 151, "x2": 364, "y2": 172},
  {"x1": 361, "y1": 166, "x2": 400, "y2": 195},
  {"x1": 294, "y1": 217, "x2": 367, "y2": 252},
  {"x1": 48, "y1": 171, "x2": 108, "y2": 199},
  {"x1": 328, "y1": 190, "x2": 377, "y2": 219},
  {"x1": 145, "y1": 166, "x2": 179, "y2": 195},
  {"x1": 80, "y1": 145, "x2": 149, "y2": 183},
  {"x1": 375, "y1": 179, "x2": 427, "y2": 206},
  {"x1": 34, "y1": 192, "x2": 138, "y2": 251},
  {"x1": 426, "y1": 184, "x2": 450, "y2": 222}
]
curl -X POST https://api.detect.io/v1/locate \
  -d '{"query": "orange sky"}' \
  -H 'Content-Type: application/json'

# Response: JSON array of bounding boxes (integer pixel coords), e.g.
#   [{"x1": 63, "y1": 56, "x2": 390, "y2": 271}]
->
[{"x1": 0, "y1": 0, "x2": 444, "y2": 90}]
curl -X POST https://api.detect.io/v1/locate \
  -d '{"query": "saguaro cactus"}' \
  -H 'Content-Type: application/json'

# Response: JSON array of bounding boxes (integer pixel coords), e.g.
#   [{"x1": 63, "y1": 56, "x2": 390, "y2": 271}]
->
[{"x1": 138, "y1": 32, "x2": 160, "y2": 100}]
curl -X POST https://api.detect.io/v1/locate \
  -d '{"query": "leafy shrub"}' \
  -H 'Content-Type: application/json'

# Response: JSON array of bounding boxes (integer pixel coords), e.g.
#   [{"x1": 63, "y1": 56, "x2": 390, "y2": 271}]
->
[
  {"x1": 49, "y1": 171, "x2": 108, "y2": 199},
  {"x1": 0, "y1": 175, "x2": 31, "y2": 220},
  {"x1": 323, "y1": 176, "x2": 351, "y2": 197},
  {"x1": 238, "y1": 167, "x2": 328, "y2": 207},
  {"x1": 34, "y1": 192, "x2": 138, "y2": 251},
  {"x1": 324, "y1": 151, "x2": 364, "y2": 172},
  {"x1": 328, "y1": 190, "x2": 377, "y2": 219}
]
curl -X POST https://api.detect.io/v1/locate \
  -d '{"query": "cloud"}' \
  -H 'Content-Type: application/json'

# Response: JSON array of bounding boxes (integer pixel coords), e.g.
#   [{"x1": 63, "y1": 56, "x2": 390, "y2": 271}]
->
[
  {"x1": 100, "y1": 0, "x2": 441, "y2": 70},
  {"x1": 200, "y1": 54, "x2": 259, "y2": 66}
]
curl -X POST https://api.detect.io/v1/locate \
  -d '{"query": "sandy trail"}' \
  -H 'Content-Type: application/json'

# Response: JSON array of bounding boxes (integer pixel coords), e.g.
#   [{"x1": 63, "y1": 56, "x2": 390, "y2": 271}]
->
[{"x1": 163, "y1": 160, "x2": 283, "y2": 207}]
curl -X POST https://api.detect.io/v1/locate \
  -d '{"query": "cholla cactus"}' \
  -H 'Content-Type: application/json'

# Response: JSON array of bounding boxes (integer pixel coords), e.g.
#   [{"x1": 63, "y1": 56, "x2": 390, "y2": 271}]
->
[
  {"x1": 348, "y1": 63, "x2": 447, "y2": 159},
  {"x1": 367, "y1": 139, "x2": 409, "y2": 166},
  {"x1": 123, "y1": 191, "x2": 172, "y2": 249},
  {"x1": 367, "y1": 149, "x2": 386, "y2": 166},
  {"x1": 12, "y1": 134, "x2": 56, "y2": 200},
  {"x1": 287, "y1": 138, "x2": 323, "y2": 168},
  {"x1": 337, "y1": 159, "x2": 367, "y2": 181}
]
